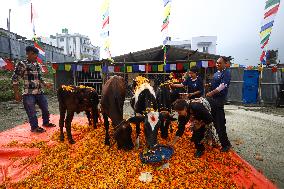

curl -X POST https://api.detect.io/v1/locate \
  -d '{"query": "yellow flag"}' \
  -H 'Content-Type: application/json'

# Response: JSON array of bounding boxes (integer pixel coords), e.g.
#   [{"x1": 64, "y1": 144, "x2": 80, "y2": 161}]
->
[
  {"x1": 95, "y1": 65, "x2": 102, "y2": 72},
  {"x1": 65, "y1": 64, "x2": 71, "y2": 71},
  {"x1": 260, "y1": 28, "x2": 272, "y2": 39},
  {"x1": 158, "y1": 64, "x2": 164, "y2": 72},
  {"x1": 190, "y1": 62, "x2": 196, "y2": 68},
  {"x1": 127, "y1": 66, "x2": 132, "y2": 73},
  {"x1": 104, "y1": 39, "x2": 110, "y2": 48},
  {"x1": 101, "y1": 0, "x2": 110, "y2": 14},
  {"x1": 163, "y1": 4, "x2": 171, "y2": 18},
  {"x1": 281, "y1": 68, "x2": 284, "y2": 73}
]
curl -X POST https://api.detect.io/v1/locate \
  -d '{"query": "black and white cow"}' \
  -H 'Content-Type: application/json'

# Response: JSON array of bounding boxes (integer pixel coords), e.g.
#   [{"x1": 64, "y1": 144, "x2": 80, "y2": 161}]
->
[{"x1": 129, "y1": 80, "x2": 174, "y2": 149}]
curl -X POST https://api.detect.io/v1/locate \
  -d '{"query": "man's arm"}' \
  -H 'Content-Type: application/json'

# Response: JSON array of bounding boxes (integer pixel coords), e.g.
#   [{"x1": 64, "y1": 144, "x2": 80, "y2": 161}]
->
[
  {"x1": 206, "y1": 71, "x2": 230, "y2": 97},
  {"x1": 11, "y1": 62, "x2": 25, "y2": 101},
  {"x1": 38, "y1": 64, "x2": 52, "y2": 89}
]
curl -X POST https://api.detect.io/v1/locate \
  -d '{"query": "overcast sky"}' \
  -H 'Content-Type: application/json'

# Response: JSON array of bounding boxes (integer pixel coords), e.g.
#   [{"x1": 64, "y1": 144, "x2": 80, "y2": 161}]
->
[{"x1": 0, "y1": 0, "x2": 283, "y2": 65}]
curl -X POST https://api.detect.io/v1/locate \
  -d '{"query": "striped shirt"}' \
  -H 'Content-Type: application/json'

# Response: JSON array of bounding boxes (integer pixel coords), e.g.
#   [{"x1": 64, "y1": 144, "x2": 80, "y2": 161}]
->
[{"x1": 12, "y1": 60, "x2": 45, "y2": 95}]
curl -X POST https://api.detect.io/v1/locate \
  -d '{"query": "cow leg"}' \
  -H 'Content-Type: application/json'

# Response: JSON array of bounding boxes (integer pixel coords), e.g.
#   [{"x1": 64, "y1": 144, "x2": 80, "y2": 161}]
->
[
  {"x1": 93, "y1": 109, "x2": 99, "y2": 129},
  {"x1": 160, "y1": 119, "x2": 170, "y2": 139},
  {"x1": 135, "y1": 122, "x2": 141, "y2": 149},
  {"x1": 59, "y1": 106, "x2": 66, "y2": 142},
  {"x1": 86, "y1": 111, "x2": 92, "y2": 127},
  {"x1": 65, "y1": 111, "x2": 75, "y2": 144},
  {"x1": 103, "y1": 113, "x2": 110, "y2": 146}
]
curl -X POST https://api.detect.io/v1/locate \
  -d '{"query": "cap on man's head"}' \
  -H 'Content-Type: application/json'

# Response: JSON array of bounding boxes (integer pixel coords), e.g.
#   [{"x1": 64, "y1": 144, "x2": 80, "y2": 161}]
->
[{"x1": 25, "y1": 46, "x2": 39, "y2": 55}]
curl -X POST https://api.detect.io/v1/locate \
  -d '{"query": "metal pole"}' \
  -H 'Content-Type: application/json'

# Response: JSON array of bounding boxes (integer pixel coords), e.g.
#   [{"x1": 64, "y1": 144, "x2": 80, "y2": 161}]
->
[{"x1": 8, "y1": 9, "x2": 11, "y2": 31}]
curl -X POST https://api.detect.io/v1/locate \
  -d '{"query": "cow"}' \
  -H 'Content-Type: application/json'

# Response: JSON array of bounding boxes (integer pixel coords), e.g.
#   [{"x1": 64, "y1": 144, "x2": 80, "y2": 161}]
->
[
  {"x1": 57, "y1": 85, "x2": 100, "y2": 144},
  {"x1": 156, "y1": 81, "x2": 185, "y2": 139},
  {"x1": 101, "y1": 76, "x2": 134, "y2": 150},
  {"x1": 128, "y1": 76, "x2": 174, "y2": 149}
]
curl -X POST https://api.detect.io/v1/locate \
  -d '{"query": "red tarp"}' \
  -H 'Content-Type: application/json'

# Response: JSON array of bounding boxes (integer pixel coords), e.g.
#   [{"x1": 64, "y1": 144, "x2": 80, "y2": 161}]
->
[{"x1": 0, "y1": 115, "x2": 277, "y2": 188}]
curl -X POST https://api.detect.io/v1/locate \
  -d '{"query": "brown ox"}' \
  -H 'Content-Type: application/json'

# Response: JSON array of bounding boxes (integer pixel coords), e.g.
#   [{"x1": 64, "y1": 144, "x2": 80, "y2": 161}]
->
[{"x1": 101, "y1": 76, "x2": 134, "y2": 150}]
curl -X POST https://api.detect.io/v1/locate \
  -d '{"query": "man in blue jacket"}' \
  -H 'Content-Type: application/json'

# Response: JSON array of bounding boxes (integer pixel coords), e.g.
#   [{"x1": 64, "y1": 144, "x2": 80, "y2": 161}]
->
[{"x1": 206, "y1": 56, "x2": 231, "y2": 152}]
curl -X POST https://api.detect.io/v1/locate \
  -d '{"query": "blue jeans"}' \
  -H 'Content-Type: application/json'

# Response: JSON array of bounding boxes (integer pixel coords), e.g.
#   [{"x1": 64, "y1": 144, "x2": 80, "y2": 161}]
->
[{"x1": 23, "y1": 94, "x2": 50, "y2": 130}]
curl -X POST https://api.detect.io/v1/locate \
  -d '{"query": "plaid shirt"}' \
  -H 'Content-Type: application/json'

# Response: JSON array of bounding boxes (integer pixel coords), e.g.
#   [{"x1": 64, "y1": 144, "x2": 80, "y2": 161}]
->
[{"x1": 12, "y1": 60, "x2": 45, "y2": 95}]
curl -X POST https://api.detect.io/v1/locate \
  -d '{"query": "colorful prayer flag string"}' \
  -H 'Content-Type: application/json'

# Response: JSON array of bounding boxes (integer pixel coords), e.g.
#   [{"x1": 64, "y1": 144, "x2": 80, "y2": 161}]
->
[{"x1": 259, "y1": 0, "x2": 281, "y2": 65}]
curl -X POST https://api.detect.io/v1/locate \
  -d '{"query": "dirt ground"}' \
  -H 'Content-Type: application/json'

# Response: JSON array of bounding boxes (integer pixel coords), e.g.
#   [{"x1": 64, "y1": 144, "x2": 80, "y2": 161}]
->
[{"x1": 0, "y1": 96, "x2": 284, "y2": 188}]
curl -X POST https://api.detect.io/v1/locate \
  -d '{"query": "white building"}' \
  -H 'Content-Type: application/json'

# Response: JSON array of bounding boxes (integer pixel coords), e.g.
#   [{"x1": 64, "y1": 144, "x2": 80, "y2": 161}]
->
[
  {"x1": 166, "y1": 36, "x2": 217, "y2": 54},
  {"x1": 39, "y1": 30, "x2": 100, "y2": 60}
]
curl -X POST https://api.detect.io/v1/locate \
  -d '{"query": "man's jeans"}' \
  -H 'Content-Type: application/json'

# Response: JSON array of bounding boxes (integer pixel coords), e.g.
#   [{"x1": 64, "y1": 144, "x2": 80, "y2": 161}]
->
[{"x1": 23, "y1": 94, "x2": 50, "y2": 130}]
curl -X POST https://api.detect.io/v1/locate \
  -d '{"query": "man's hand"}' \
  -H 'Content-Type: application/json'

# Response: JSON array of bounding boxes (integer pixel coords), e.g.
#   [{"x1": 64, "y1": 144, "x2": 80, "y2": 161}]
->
[
  {"x1": 45, "y1": 82, "x2": 53, "y2": 89},
  {"x1": 206, "y1": 92, "x2": 213, "y2": 97},
  {"x1": 188, "y1": 93, "x2": 193, "y2": 98}
]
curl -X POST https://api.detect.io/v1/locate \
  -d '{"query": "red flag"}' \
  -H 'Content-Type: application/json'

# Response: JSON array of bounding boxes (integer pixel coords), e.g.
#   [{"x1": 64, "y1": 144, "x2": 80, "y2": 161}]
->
[
  {"x1": 82, "y1": 64, "x2": 89, "y2": 72},
  {"x1": 4, "y1": 59, "x2": 14, "y2": 71},
  {"x1": 208, "y1": 60, "x2": 215, "y2": 67},
  {"x1": 260, "y1": 51, "x2": 266, "y2": 61},
  {"x1": 272, "y1": 66, "x2": 278, "y2": 73},
  {"x1": 261, "y1": 39, "x2": 269, "y2": 49},
  {"x1": 114, "y1": 66, "x2": 120, "y2": 72},
  {"x1": 146, "y1": 65, "x2": 152, "y2": 72},
  {"x1": 177, "y1": 63, "x2": 183, "y2": 71},
  {"x1": 52, "y1": 64, "x2": 59, "y2": 70},
  {"x1": 102, "y1": 16, "x2": 109, "y2": 29},
  {"x1": 264, "y1": 4, "x2": 280, "y2": 19}
]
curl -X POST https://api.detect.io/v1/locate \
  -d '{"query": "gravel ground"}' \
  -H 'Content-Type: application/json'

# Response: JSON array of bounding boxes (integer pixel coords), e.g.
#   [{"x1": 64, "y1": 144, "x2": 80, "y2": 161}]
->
[
  {"x1": 0, "y1": 97, "x2": 283, "y2": 188},
  {"x1": 225, "y1": 105, "x2": 284, "y2": 188}
]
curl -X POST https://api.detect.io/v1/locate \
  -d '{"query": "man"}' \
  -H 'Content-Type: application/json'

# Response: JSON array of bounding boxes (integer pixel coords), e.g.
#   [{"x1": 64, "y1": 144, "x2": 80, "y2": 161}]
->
[
  {"x1": 171, "y1": 66, "x2": 204, "y2": 100},
  {"x1": 12, "y1": 46, "x2": 56, "y2": 133},
  {"x1": 206, "y1": 56, "x2": 231, "y2": 152},
  {"x1": 172, "y1": 98, "x2": 215, "y2": 158}
]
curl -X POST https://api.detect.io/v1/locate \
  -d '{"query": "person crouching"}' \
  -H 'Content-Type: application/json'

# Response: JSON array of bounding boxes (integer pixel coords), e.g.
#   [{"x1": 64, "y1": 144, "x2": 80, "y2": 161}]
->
[{"x1": 172, "y1": 98, "x2": 214, "y2": 158}]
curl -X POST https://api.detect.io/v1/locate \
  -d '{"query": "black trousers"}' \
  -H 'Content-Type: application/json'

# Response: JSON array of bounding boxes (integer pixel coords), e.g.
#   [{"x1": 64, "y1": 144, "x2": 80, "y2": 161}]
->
[
  {"x1": 211, "y1": 98, "x2": 231, "y2": 148},
  {"x1": 192, "y1": 126, "x2": 206, "y2": 151}
]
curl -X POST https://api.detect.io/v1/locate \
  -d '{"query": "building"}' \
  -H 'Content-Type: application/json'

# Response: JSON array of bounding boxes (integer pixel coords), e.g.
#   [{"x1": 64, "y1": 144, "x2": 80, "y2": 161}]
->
[
  {"x1": 0, "y1": 28, "x2": 73, "y2": 62},
  {"x1": 166, "y1": 36, "x2": 217, "y2": 54},
  {"x1": 39, "y1": 29, "x2": 100, "y2": 61}
]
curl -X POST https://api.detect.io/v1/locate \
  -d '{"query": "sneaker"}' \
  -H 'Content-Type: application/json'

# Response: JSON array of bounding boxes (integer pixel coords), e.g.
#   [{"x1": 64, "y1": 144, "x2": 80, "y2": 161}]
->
[
  {"x1": 221, "y1": 145, "x2": 232, "y2": 152},
  {"x1": 194, "y1": 150, "x2": 204, "y2": 158},
  {"x1": 42, "y1": 123, "x2": 56, "y2": 127},
  {"x1": 31, "y1": 127, "x2": 46, "y2": 133}
]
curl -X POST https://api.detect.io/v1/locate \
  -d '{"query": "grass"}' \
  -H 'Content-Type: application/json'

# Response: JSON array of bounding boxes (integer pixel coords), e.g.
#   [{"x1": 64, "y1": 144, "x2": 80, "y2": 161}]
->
[{"x1": 0, "y1": 70, "x2": 56, "y2": 102}]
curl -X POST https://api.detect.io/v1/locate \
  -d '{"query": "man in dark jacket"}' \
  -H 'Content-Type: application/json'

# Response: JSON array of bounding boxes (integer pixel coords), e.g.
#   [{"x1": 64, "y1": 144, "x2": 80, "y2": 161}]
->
[
  {"x1": 172, "y1": 98, "x2": 216, "y2": 158},
  {"x1": 206, "y1": 56, "x2": 232, "y2": 152}
]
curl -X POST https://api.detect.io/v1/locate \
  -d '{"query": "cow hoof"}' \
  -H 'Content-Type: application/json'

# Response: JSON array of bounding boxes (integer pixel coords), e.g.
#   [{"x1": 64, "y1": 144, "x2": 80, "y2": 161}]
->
[
  {"x1": 59, "y1": 135, "x2": 64, "y2": 142},
  {"x1": 105, "y1": 140, "x2": 110, "y2": 146},
  {"x1": 68, "y1": 139, "x2": 76, "y2": 144}
]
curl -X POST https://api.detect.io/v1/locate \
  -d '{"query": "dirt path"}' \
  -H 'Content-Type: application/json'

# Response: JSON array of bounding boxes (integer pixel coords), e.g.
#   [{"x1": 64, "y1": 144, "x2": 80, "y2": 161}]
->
[{"x1": 0, "y1": 95, "x2": 59, "y2": 132}]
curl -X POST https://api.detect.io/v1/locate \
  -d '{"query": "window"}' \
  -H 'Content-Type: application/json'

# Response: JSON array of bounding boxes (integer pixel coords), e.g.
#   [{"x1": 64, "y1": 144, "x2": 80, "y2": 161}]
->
[
  {"x1": 203, "y1": 46, "x2": 209, "y2": 53},
  {"x1": 61, "y1": 46, "x2": 64, "y2": 49},
  {"x1": 60, "y1": 38, "x2": 64, "y2": 42}
]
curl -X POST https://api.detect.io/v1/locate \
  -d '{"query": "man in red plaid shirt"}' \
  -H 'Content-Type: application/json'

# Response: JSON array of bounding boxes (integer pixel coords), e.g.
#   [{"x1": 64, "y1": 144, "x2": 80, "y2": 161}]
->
[{"x1": 12, "y1": 46, "x2": 56, "y2": 133}]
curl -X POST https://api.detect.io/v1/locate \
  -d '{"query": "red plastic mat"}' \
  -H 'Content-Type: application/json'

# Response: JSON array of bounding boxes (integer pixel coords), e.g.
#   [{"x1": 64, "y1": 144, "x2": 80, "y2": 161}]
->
[{"x1": 0, "y1": 115, "x2": 277, "y2": 188}]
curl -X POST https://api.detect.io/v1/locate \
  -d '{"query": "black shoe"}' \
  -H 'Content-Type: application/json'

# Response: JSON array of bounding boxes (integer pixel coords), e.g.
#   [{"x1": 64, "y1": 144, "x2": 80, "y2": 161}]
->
[
  {"x1": 43, "y1": 123, "x2": 56, "y2": 127},
  {"x1": 31, "y1": 127, "x2": 46, "y2": 133},
  {"x1": 194, "y1": 150, "x2": 204, "y2": 158},
  {"x1": 221, "y1": 145, "x2": 232, "y2": 152}
]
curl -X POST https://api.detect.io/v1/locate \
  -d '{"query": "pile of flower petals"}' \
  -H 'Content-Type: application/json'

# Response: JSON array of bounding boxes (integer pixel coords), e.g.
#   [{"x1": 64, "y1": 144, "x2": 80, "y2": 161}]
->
[{"x1": 4, "y1": 122, "x2": 247, "y2": 188}]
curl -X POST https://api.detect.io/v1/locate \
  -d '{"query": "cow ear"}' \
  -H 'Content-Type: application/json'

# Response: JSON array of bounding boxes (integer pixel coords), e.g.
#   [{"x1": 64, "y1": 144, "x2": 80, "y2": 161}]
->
[{"x1": 128, "y1": 116, "x2": 145, "y2": 123}]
